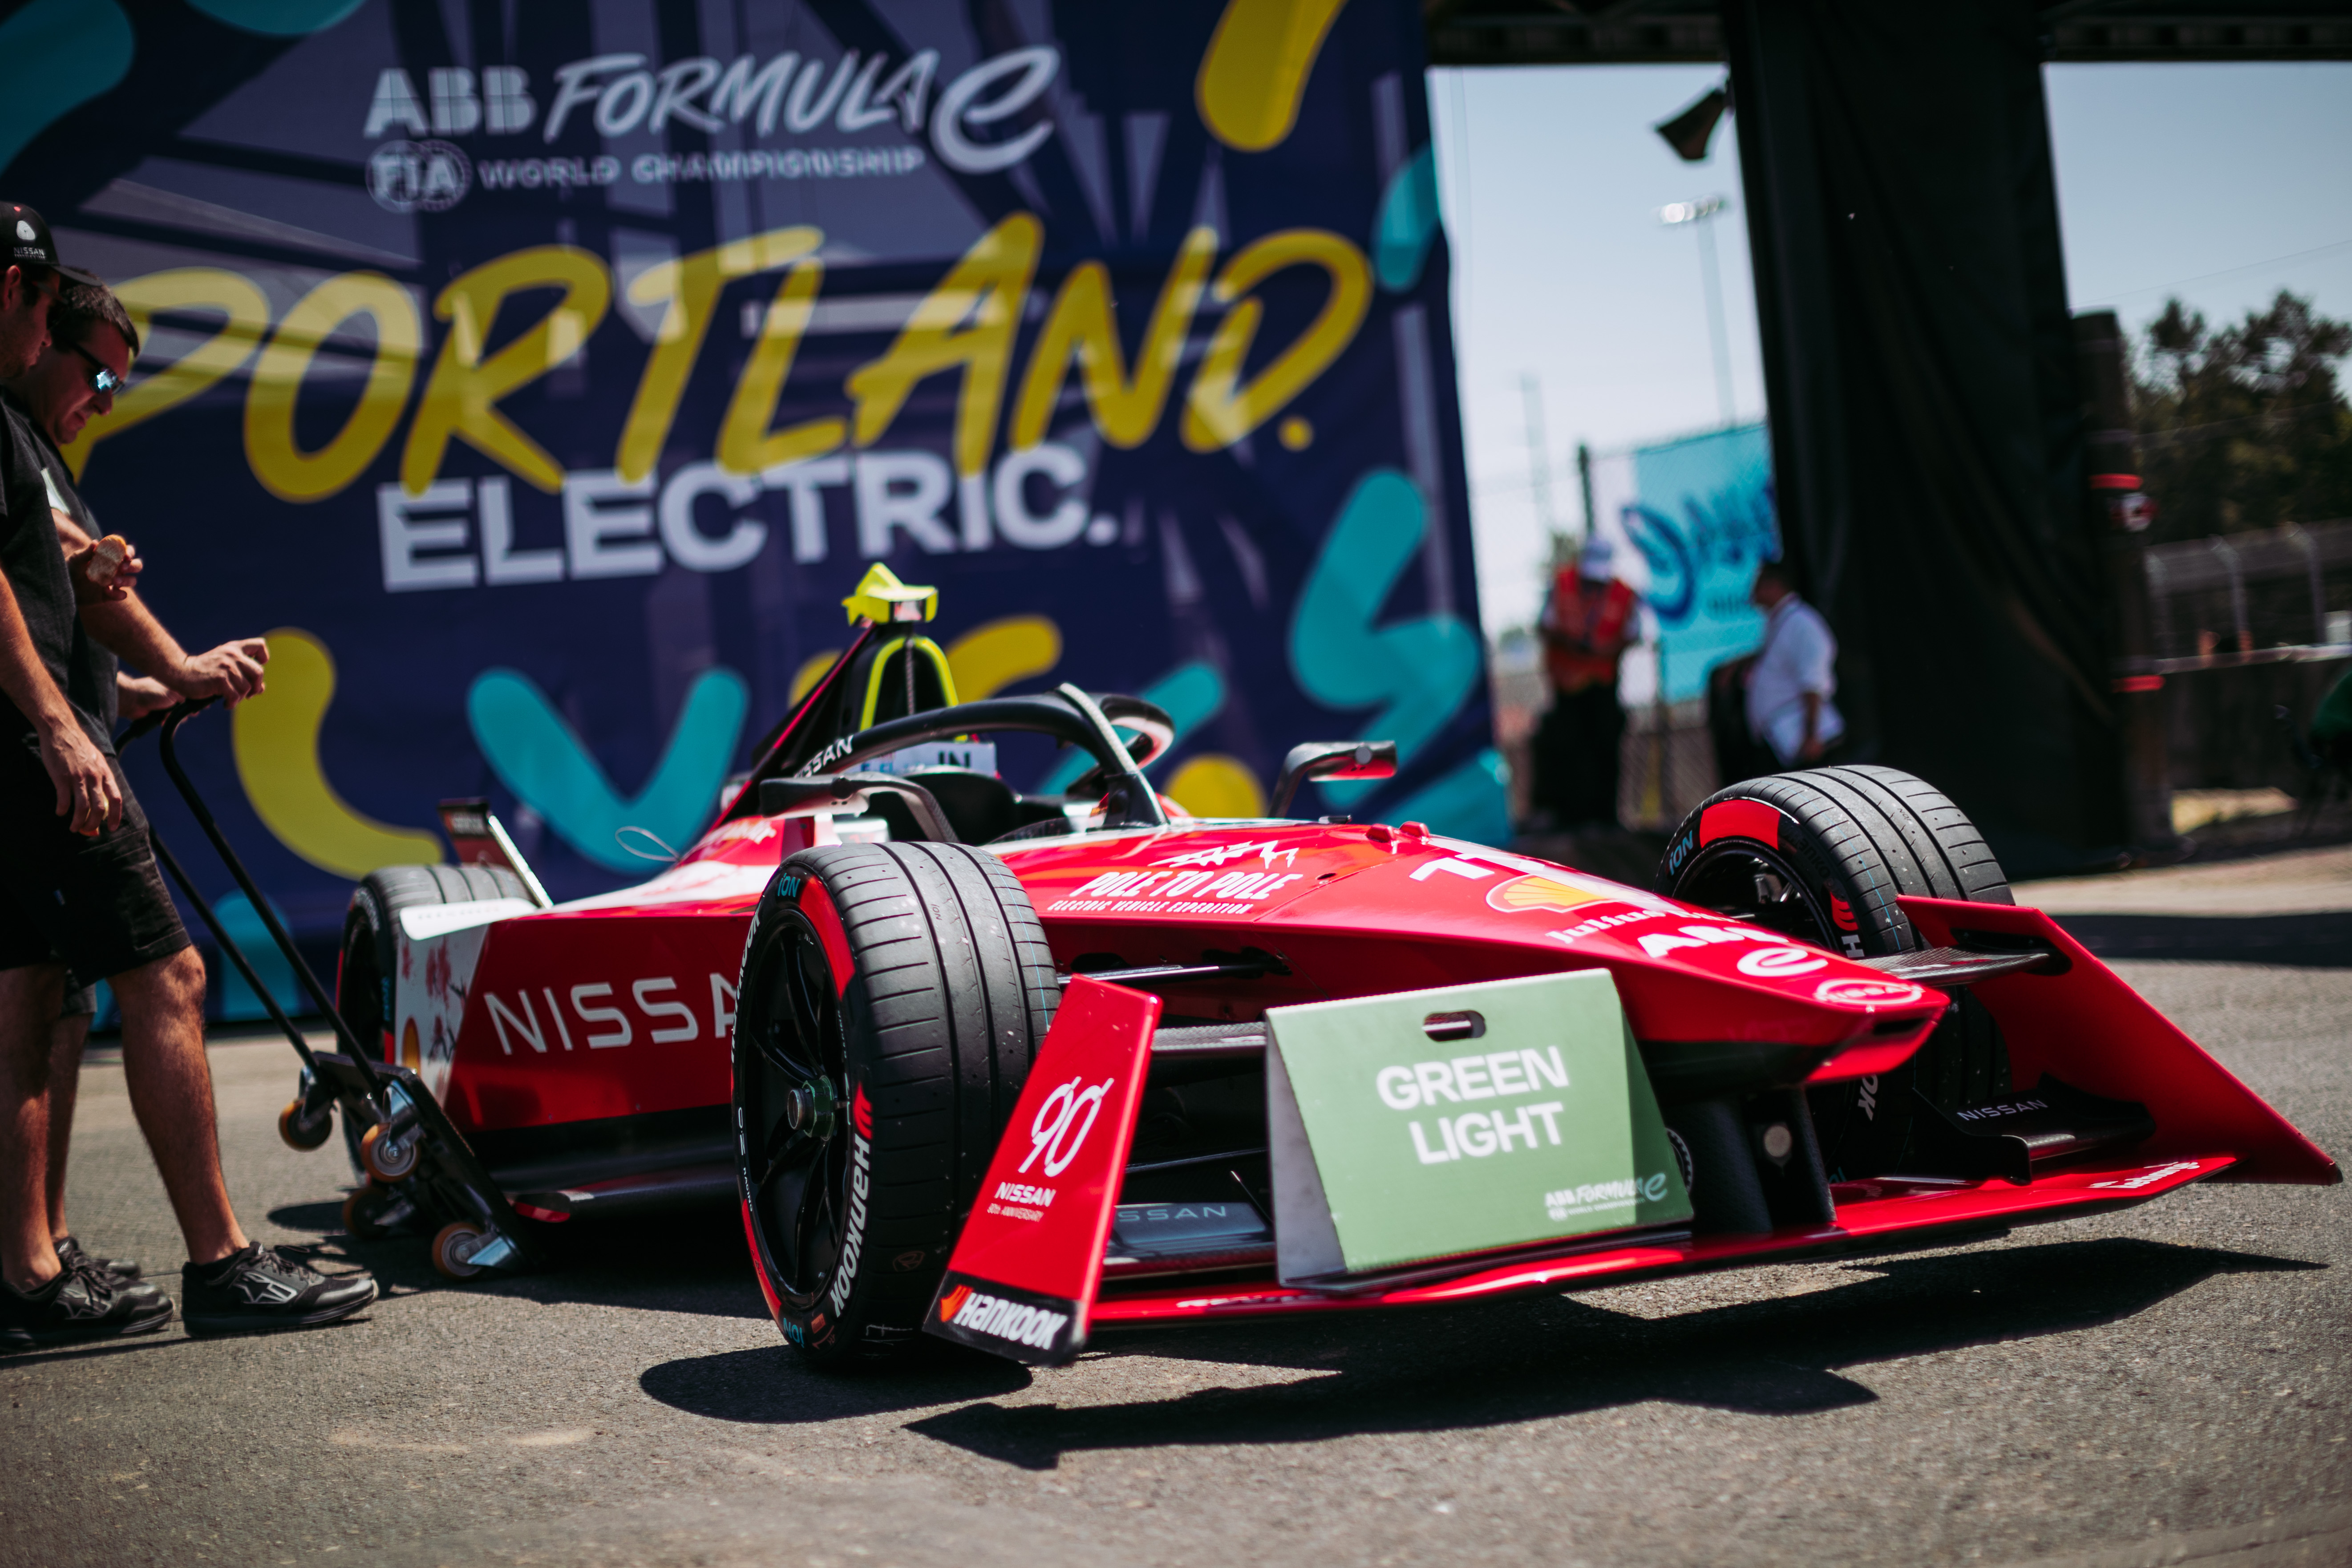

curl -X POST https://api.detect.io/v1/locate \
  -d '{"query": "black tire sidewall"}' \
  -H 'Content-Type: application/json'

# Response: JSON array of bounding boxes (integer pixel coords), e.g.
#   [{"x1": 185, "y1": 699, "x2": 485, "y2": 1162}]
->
[
  {"x1": 1658, "y1": 796, "x2": 1904, "y2": 961},
  {"x1": 736, "y1": 843, "x2": 1054, "y2": 1361},
  {"x1": 1659, "y1": 768, "x2": 2014, "y2": 1180},
  {"x1": 336, "y1": 865, "x2": 530, "y2": 1178},
  {"x1": 339, "y1": 883, "x2": 393, "y2": 1053}
]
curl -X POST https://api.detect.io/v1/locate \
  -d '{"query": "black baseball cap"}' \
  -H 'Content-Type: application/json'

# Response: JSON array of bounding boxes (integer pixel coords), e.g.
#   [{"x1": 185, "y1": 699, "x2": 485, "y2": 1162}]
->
[{"x1": 1, "y1": 203, "x2": 103, "y2": 288}]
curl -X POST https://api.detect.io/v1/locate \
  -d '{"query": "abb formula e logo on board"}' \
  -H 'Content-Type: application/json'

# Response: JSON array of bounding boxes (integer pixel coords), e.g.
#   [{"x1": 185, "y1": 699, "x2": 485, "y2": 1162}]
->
[{"x1": 482, "y1": 973, "x2": 739, "y2": 1053}]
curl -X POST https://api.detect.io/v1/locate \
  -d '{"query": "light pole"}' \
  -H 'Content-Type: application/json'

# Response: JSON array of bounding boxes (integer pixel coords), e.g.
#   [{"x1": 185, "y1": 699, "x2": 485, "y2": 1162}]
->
[
  {"x1": 1520, "y1": 373, "x2": 1561, "y2": 547},
  {"x1": 1661, "y1": 195, "x2": 1735, "y2": 427}
]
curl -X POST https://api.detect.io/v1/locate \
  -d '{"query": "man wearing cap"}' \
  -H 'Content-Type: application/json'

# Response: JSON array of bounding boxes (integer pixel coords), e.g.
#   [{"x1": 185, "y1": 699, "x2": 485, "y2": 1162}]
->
[
  {"x1": 0, "y1": 220, "x2": 375, "y2": 1349},
  {"x1": 1530, "y1": 535, "x2": 1640, "y2": 832}
]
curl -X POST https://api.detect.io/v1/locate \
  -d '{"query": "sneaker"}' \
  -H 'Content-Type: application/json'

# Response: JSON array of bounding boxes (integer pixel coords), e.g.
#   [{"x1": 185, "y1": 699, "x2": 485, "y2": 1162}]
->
[
  {"x1": 179, "y1": 1244, "x2": 376, "y2": 1337},
  {"x1": 55, "y1": 1240, "x2": 167, "y2": 1313},
  {"x1": 57, "y1": 1235, "x2": 143, "y2": 1283},
  {"x1": 0, "y1": 1262, "x2": 174, "y2": 1352}
]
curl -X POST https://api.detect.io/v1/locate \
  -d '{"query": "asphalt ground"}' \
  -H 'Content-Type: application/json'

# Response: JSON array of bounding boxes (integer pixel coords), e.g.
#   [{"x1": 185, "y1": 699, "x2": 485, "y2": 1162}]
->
[{"x1": 3, "y1": 859, "x2": 2346, "y2": 1568}]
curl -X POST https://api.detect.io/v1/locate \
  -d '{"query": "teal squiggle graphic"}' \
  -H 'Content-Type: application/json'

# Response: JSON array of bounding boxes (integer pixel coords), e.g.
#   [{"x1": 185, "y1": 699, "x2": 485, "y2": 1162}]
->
[
  {"x1": 468, "y1": 668, "x2": 749, "y2": 874},
  {"x1": 213, "y1": 891, "x2": 305, "y2": 1022},
  {"x1": 185, "y1": 0, "x2": 367, "y2": 36},
  {"x1": 0, "y1": 0, "x2": 132, "y2": 175},
  {"x1": 1290, "y1": 468, "x2": 1480, "y2": 806},
  {"x1": 1036, "y1": 660, "x2": 1225, "y2": 795},
  {"x1": 1372, "y1": 145, "x2": 1441, "y2": 292}
]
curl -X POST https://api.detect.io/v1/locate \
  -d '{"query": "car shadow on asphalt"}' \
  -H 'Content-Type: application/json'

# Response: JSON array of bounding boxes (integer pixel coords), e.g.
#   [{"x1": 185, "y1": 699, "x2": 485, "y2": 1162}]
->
[
  {"x1": 267, "y1": 1199, "x2": 773, "y2": 1319},
  {"x1": 640, "y1": 1337, "x2": 1037, "y2": 1423},
  {"x1": 629, "y1": 1235, "x2": 2314, "y2": 1469},
  {"x1": 2056, "y1": 911, "x2": 2352, "y2": 967}
]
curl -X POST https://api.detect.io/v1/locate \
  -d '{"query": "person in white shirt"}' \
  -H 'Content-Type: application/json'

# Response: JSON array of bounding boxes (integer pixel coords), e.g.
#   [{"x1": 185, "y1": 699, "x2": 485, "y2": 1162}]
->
[{"x1": 1744, "y1": 561, "x2": 1845, "y2": 766}]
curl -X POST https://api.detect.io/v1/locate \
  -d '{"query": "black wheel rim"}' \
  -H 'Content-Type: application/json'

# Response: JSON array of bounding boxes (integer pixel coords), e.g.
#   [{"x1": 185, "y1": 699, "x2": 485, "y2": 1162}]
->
[
  {"x1": 737, "y1": 910, "x2": 851, "y2": 1307},
  {"x1": 1670, "y1": 839, "x2": 1838, "y2": 950}
]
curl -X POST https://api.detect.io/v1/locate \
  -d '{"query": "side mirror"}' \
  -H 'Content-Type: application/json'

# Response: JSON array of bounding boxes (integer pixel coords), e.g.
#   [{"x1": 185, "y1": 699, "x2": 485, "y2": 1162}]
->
[
  {"x1": 758, "y1": 772, "x2": 959, "y2": 843},
  {"x1": 437, "y1": 797, "x2": 554, "y2": 907},
  {"x1": 1271, "y1": 740, "x2": 1397, "y2": 818}
]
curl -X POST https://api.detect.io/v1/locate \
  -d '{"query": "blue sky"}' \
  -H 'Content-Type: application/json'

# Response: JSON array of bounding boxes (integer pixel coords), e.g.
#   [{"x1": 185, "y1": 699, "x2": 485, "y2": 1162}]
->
[{"x1": 1432, "y1": 61, "x2": 2352, "y2": 636}]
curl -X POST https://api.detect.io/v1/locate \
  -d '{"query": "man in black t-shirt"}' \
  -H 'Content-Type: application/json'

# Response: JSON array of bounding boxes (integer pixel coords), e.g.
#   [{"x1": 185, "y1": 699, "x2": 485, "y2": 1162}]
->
[
  {"x1": 0, "y1": 246, "x2": 375, "y2": 1349},
  {"x1": 21, "y1": 284, "x2": 268, "y2": 1303}
]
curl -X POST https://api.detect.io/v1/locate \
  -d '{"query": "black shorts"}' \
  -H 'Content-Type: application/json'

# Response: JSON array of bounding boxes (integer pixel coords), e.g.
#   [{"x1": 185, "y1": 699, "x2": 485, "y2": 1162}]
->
[{"x1": 0, "y1": 733, "x2": 190, "y2": 984}]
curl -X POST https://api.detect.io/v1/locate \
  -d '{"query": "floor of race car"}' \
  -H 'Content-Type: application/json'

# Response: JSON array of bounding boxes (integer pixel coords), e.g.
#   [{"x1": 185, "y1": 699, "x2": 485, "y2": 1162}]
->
[
  {"x1": 1087, "y1": 1154, "x2": 2239, "y2": 1325},
  {"x1": 5, "y1": 946, "x2": 2346, "y2": 1568}
]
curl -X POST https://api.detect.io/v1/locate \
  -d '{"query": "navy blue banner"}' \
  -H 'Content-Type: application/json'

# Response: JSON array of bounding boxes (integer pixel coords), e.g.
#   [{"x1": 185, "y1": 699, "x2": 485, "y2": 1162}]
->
[{"x1": 2, "y1": 0, "x2": 1497, "y2": 1000}]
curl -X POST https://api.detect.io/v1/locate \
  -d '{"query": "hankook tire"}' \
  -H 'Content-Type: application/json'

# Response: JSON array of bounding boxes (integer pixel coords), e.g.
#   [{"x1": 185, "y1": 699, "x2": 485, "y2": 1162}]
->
[
  {"x1": 1657, "y1": 764, "x2": 2014, "y2": 1179},
  {"x1": 733, "y1": 841, "x2": 1056, "y2": 1363}
]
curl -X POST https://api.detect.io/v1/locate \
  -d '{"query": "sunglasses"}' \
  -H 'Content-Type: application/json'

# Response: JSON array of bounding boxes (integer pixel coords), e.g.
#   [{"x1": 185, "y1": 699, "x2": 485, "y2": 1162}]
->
[{"x1": 65, "y1": 340, "x2": 125, "y2": 397}]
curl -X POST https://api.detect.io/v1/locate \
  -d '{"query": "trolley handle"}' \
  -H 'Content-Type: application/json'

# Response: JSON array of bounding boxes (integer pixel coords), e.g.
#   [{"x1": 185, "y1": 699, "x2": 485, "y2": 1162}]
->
[
  {"x1": 125, "y1": 700, "x2": 391, "y2": 1098},
  {"x1": 114, "y1": 693, "x2": 216, "y2": 746}
]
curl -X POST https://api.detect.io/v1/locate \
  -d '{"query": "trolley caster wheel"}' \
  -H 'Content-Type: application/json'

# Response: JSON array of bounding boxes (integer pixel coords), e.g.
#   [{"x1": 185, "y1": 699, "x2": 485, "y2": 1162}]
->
[
  {"x1": 431, "y1": 1221, "x2": 492, "y2": 1281},
  {"x1": 278, "y1": 1098, "x2": 333, "y2": 1151},
  {"x1": 359, "y1": 1121, "x2": 419, "y2": 1183},
  {"x1": 342, "y1": 1181, "x2": 410, "y2": 1240}
]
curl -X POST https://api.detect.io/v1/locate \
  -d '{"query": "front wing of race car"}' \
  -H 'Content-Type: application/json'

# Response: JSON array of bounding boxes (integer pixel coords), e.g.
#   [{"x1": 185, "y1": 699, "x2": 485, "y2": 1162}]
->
[{"x1": 922, "y1": 899, "x2": 2336, "y2": 1366}]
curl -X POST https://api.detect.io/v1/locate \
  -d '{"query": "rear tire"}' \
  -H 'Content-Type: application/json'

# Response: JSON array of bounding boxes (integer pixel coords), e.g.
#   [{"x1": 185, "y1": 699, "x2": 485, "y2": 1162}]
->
[
  {"x1": 1658, "y1": 765, "x2": 2014, "y2": 1180},
  {"x1": 733, "y1": 842, "x2": 1057, "y2": 1364},
  {"x1": 336, "y1": 864, "x2": 530, "y2": 1177}
]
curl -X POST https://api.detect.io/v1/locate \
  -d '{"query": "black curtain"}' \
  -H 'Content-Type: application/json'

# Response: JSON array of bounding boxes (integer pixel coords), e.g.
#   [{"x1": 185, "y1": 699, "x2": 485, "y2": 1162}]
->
[{"x1": 1723, "y1": 0, "x2": 2124, "y2": 876}]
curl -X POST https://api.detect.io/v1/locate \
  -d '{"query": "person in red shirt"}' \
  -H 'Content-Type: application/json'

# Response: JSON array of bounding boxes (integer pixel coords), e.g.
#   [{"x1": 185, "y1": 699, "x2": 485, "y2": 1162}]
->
[{"x1": 1530, "y1": 536, "x2": 1639, "y2": 830}]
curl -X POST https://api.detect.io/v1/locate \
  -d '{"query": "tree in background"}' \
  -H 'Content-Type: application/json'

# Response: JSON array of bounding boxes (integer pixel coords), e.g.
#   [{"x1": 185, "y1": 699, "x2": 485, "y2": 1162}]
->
[{"x1": 2130, "y1": 290, "x2": 2352, "y2": 544}]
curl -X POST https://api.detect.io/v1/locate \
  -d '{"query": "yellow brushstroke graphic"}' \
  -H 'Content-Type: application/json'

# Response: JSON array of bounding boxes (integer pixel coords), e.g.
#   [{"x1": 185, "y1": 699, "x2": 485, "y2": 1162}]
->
[
  {"x1": 1168, "y1": 754, "x2": 1265, "y2": 819},
  {"x1": 1196, "y1": 0, "x2": 1351, "y2": 152},
  {"x1": 789, "y1": 651, "x2": 843, "y2": 707},
  {"x1": 1486, "y1": 874, "x2": 1609, "y2": 916},
  {"x1": 232, "y1": 628, "x2": 443, "y2": 878},
  {"x1": 947, "y1": 616, "x2": 1061, "y2": 701}
]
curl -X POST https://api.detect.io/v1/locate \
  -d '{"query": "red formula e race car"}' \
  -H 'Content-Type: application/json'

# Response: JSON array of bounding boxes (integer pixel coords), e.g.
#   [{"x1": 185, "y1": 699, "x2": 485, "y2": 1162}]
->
[{"x1": 308, "y1": 566, "x2": 2334, "y2": 1362}]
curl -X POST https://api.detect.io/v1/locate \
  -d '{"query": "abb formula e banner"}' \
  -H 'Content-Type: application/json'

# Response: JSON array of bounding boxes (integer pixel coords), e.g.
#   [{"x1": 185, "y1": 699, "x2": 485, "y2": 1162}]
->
[{"x1": 1, "y1": 0, "x2": 1497, "y2": 961}]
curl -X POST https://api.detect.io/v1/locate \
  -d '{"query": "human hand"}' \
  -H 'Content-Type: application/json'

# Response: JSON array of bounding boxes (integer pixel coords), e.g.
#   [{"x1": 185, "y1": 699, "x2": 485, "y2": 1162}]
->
[
  {"x1": 1798, "y1": 735, "x2": 1825, "y2": 762},
  {"x1": 66, "y1": 535, "x2": 142, "y2": 605},
  {"x1": 39, "y1": 718, "x2": 121, "y2": 836},
  {"x1": 115, "y1": 673, "x2": 178, "y2": 720},
  {"x1": 170, "y1": 637, "x2": 270, "y2": 705}
]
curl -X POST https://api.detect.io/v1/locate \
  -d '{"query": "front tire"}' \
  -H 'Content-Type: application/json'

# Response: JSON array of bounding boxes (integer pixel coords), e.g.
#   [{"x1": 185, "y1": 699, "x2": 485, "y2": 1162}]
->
[
  {"x1": 733, "y1": 842, "x2": 1056, "y2": 1363},
  {"x1": 1658, "y1": 765, "x2": 2014, "y2": 1180}
]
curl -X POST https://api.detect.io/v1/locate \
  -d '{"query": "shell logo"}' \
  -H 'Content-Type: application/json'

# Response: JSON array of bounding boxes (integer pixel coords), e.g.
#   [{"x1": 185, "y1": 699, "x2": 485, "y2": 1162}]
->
[{"x1": 1487, "y1": 874, "x2": 1610, "y2": 916}]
